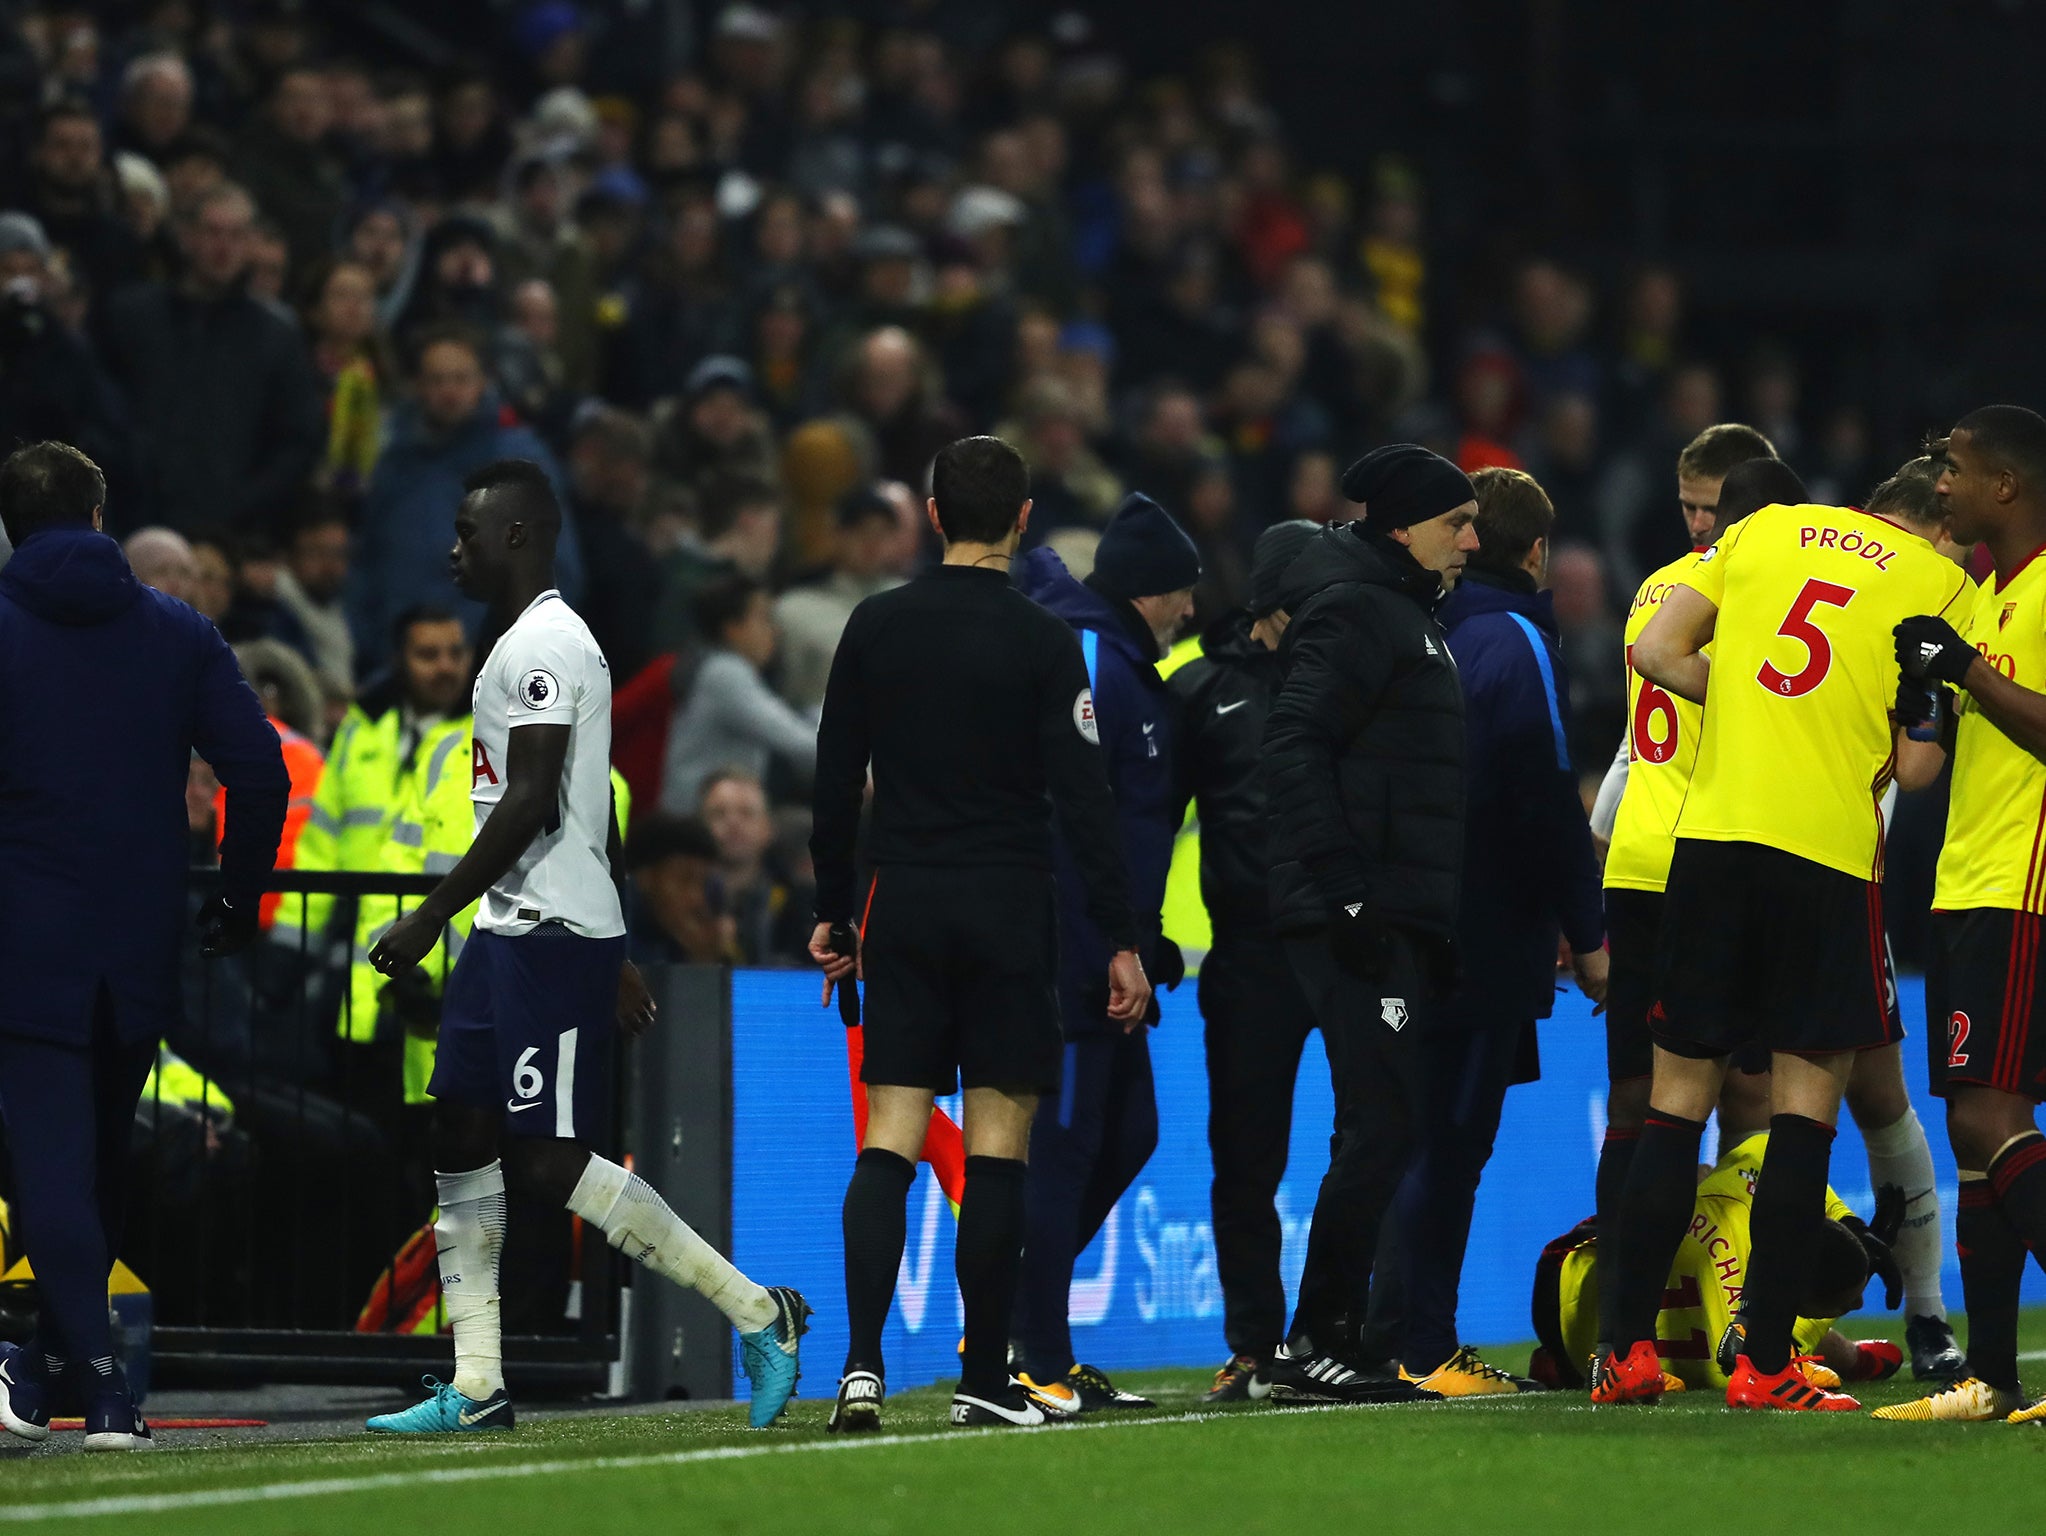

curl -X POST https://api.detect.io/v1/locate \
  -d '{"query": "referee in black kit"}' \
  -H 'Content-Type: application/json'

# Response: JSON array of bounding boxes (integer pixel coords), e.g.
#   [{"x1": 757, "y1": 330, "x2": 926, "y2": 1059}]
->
[{"x1": 809, "y1": 435, "x2": 1150, "y2": 1433}]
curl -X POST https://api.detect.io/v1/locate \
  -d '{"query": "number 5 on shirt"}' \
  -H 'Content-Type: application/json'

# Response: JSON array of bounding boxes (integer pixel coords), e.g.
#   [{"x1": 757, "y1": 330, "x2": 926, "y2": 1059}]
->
[{"x1": 1759, "y1": 578, "x2": 1856, "y2": 697}]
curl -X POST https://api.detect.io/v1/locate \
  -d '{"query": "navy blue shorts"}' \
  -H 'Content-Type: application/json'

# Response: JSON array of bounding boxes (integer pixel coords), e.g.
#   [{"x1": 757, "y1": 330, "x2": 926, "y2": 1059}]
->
[{"x1": 428, "y1": 925, "x2": 624, "y2": 1139}]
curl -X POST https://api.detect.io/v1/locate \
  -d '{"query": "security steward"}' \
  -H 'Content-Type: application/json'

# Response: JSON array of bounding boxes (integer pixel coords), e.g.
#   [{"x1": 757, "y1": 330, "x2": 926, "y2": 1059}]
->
[
  {"x1": 284, "y1": 605, "x2": 471, "y2": 1093},
  {"x1": 809, "y1": 435, "x2": 1150, "y2": 1434},
  {"x1": 0, "y1": 441, "x2": 287, "y2": 1451},
  {"x1": 1012, "y1": 493, "x2": 1200, "y2": 1414},
  {"x1": 1257, "y1": 443, "x2": 1479, "y2": 1405},
  {"x1": 1166, "y1": 518, "x2": 1322, "y2": 1402}
]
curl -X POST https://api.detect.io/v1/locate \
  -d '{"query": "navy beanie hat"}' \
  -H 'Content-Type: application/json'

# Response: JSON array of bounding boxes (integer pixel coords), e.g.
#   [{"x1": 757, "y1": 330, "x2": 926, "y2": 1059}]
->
[
  {"x1": 1340, "y1": 444, "x2": 1474, "y2": 529},
  {"x1": 1248, "y1": 519, "x2": 1320, "y2": 617},
  {"x1": 1091, "y1": 493, "x2": 1202, "y2": 599}
]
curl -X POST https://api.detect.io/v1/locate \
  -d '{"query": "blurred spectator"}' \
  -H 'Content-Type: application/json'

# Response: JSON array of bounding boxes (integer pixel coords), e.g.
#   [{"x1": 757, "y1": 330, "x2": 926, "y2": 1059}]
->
[
  {"x1": 99, "y1": 182, "x2": 322, "y2": 535},
  {"x1": 1122, "y1": 383, "x2": 1219, "y2": 516},
  {"x1": 772, "y1": 484, "x2": 907, "y2": 712},
  {"x1": 1286, "y1": 449, "x2": 1343, "y2": 523},
  {"x1": 272, "y1": 500, "x2": 354, "y2": 699},
  {"x1": 567, "y1": 404, "x2": 661, "y2": 679},
  {"x1": 746, "y1": 282, "x2": 829, "y2": 430},
  {"x1": 1548, "y1": 544, "x2": 1626, "y2": 774},
  {"x1": 1454, "y1": 345, "x2": 1526, "y2": 473},
  {"x1": 1002, "y1": 375, "x2": 1122, "y2": 539},
  {"x1": 606, "y1": 190, "x2": 737, "y2": 407},
  {"x1": 650, "y1": 354, "x2": 780, "y2": 504},
  {"x1": 350, "y1": 325, "x2": 578, "y2": 667},
  {"x1": 649, "y1": 472, "x2": 781, "y2": 653},
  {"x1": 229, "y1": 65, "x2": 348, "y2": 279},
  {"x1": 625, "y1": 812, "x2": 735, "y2": 965},
  {"x1": 344, "y1": 201, "x2": 419, "y2": 330},
  {"x1": 123, "y1": 525, "x2": 197, "y2": 604},
  {"x1": 11, "y1": 99, "x2": 143, "y2": 309},
  {"x1": 1743, "y1": 343, "x2": 1804, "y2": 468},
  {"x1": 835, "y1": 325, "x2": 964, "y2": 485},
  {"x1": 116, "y1": 53, "x2": 195, "y2": 166},
  {"x1": 0, "y1": 212, "x2": 134, "y2": 507},
  {"x1": 303, "y1": 258, "x2": 393, "y2": 500},
  {"x1": 698, "y1": 766, "x2": 815, "y2": 967},
  {"x1": 186, "y1": 529, "x2": 235, "y2": 626},
  {"x1": 1510, "y1": 259, "x2": 1600, "y2": 410},
  {"x1": 246, "y1": 216, "x2": 291, "y2": 308},
  {"x1": 660, "y1": 571, "x2": 816, "y2": 815},
  {"x1": 1527, "y1": 392, "x2": 1603, "y2": 546},
  {"x1": 496, "y1": 154, "x2": 601, "y2": 392}
]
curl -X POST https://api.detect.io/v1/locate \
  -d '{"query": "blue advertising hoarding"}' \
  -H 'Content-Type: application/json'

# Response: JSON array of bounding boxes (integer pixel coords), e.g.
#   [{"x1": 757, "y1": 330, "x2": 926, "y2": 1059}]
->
[{"x1": 728, "y1": 970, "x2": 2014, "y2": 1395}]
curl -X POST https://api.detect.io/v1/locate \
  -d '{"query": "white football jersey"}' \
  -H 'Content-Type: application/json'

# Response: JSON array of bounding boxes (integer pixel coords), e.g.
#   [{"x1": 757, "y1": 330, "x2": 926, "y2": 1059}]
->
[{"x1": 469, "y1": 590, "x2": 624, "y2": 938}]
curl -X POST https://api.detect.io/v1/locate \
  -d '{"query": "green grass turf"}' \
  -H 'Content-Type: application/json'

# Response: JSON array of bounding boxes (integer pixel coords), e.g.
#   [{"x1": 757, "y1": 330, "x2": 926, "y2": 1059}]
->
[{"x1": 7, "y1": 1314, "x2": 2046, "y2": 1535}]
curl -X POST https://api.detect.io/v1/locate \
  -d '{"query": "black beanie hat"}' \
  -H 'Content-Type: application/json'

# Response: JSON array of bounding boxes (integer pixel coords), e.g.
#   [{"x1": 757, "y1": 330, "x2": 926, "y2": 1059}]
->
[
  {"x1": 1248, "y1": 519, "x2": 1319, "y2": 617},
  {"x1": 1091, "y1": 493, "x2": 1202, "y2": 600},
  {"x1": 1340, "y1": 444, "x2": 1474, "y2": 529}
]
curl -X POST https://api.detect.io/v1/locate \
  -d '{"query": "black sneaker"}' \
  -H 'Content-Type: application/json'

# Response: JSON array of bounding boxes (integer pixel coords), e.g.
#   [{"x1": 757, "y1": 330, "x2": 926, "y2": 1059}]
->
[
  {"x1": 828, "y1": 1370, "x2": 884, "y2": 1434},
  {"x1": 1067, "y1": 1363, "x2": 1154, "y2": 1410},
  {"x1": 1204, "y1": 1354, "x2": 1264, "y2": 1404},
  {"x1": 1907, "y1": 1314, "x2": 1969, "y2": 1383},
  {"x1": 1253, "y1": 1343, "x2": 1441, "y2": 1406},
  {"x1": 951, "y1": 1378, "x2": 1049, "y2": 1428}
]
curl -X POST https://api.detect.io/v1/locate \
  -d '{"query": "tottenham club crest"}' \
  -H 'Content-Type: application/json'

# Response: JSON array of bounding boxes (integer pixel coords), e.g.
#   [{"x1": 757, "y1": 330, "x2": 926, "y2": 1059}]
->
[
  {"x1": 1380, "y1": 997, "x2": 1409, "y2": 1031},
  {"x1": 519, "y1": 669, "x2": 559, "y2": 709}
]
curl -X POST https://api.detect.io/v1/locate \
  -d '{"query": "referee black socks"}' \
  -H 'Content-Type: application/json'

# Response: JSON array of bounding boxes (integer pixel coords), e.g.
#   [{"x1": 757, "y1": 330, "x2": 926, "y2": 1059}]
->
[
  {"x1": 957, "y1": 1155, "x2": 1029, "y2": 1397},
  {"x1": 1957, "y1": 1174, "x2": 2026, "y2": 1392},
  {"x1": 842, "y1": 1147, "x2": 916, "y2": 1379},
  {"x1": 1608, "y1": 1109, "x2": 1704, "y2": 1354},
  {"x1": 1742, "y1": 1113, "x2": 1836, "y2": 1376}
]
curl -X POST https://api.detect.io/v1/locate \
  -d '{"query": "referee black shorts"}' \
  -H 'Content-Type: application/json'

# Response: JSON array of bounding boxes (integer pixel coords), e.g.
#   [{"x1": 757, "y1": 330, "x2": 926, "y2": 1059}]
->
[
  {"x1": 858, "y1": 864, "x2": 1063, "y2": 1095},
  {"x1": 1926, "y1": 907, "x2": 2046, "y2": 1101},
  {"x1": 1652, "y1": 837, "x2": 1902, "y2": 1061}
]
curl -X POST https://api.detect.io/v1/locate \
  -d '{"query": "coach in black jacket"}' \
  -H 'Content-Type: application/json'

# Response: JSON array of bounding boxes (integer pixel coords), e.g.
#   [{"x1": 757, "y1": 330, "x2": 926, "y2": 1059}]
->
[
  {"x1": 1261, "y1": 445, "x2": 1476, "y2": 1387},
  {"x1": 1168, "y1": 519, "x2": 1320, "y2": 1399}
]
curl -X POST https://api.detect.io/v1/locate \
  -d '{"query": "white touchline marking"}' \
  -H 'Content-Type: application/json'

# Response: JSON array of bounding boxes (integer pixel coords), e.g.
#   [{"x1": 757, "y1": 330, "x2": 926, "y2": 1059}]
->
[{"x1": 0, "y1": 1399, "x2": 1539, "y2": 1522}]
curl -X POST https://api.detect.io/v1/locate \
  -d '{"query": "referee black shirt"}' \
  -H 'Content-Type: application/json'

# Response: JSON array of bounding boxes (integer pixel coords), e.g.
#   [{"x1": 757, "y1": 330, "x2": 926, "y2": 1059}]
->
[{"x1": 811, "y1": 563, "x2": 1138, "y2": 950}]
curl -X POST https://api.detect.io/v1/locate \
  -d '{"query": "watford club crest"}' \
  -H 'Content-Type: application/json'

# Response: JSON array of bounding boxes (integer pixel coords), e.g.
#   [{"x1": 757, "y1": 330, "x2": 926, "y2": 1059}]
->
[{"x1": 2002, "y1": 602, "x2": 2018, "y2": 631}]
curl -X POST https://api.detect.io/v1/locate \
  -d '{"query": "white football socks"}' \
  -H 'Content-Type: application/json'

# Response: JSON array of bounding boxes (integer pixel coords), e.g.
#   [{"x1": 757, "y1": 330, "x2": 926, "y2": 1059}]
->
[
  {"x1": 434, "y1": 1161, "x2": 509, "y2": 1400},
  {"x1": 1862, "y1": 1107, "x2": 1946, "y2": 1321},
  {"x1": 567, "y1": 1155, "x2": 777, "y2": 1334}
]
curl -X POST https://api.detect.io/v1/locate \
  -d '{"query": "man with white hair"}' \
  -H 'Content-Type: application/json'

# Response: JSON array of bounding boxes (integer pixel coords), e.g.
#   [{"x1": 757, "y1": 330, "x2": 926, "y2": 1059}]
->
[
  {"x1": 116, "y1": 53, "x2": 194, "y2": 162},
  {"x1": 121, "y1": 528, "x2": 198, "y2": 605}
]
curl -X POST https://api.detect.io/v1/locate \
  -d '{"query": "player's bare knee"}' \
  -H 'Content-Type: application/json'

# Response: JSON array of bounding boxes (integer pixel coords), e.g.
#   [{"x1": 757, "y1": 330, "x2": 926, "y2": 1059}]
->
[
  {"x1": 433, "y1": 1105, "x2": 501, "y2": 1174},
  {"x1": 1948, "y1": 1086, "x2": 2034, "y2": 1168},
  {"x1": 507, "y1": 1139, "x2": 592, "y2": 1205},
  {"x1": 1768, "y1": 1050, "x2": 1853, "y2": 1125},
  {"x1": 1647, "y1": 1047, "x2": 1722, "y2": 1122},
  {"x1": 1844, "y1": 1044, "x2": 1911, "y2": 1127},
  {"x1": 1606, "y1": 1076, "x2": 1651, "y2": 1132},
  {"x1": 961, "y1": 1085, "x2": 1037, "y2": 1161}
]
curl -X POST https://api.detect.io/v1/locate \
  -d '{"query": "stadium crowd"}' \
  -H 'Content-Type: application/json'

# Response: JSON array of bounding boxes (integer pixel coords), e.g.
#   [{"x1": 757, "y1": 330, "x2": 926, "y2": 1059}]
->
[{"x1": 0, "y1": 1, "x2": 1890, "y2": 853}]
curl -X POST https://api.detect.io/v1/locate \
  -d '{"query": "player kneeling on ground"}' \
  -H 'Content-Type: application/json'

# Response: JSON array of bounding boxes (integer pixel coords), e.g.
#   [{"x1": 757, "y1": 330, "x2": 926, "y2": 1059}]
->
[
  {"x1": 362, "y1": 461, "x2": 806, "y2": 1436},
  {"x1": 1532, "y1": 1132, "x2": 1904, "y2": 1395}
]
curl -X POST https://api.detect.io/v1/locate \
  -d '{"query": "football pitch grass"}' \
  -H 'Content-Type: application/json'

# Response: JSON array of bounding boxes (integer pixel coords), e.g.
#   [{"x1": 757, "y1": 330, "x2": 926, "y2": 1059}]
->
[{"x1": 8, "y1": 1315, "x2": 2046, "y2": 1534}]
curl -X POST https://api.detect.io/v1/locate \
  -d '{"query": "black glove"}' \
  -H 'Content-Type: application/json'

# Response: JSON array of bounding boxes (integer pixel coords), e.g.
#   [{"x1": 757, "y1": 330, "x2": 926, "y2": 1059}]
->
[
  {"x1": 1895, "y1": 616, "x2": 1977, "y2": 686},
  {"x1": 826, "y1": 922, "x2": 861, "y2": 1027},
  {"x1": 1894, "y1": 675, "x2": 1947, "y2": 736},
  {"x1": 1152, "y1": 937, "x2": 1186, "y2": 992},
  {"x1": 197, "y1": 893, "x2": 260, "y2": 958},
  {"x1": 1869, "y1": 1181, "x2": 1906, "y2": 1248},
  {"x1": 1325, "y1": 906, "x2": 1388, "y2": 979},
  {"x1": 1843, "y1": 1208, "x2": 1904, "y2": 1313}
]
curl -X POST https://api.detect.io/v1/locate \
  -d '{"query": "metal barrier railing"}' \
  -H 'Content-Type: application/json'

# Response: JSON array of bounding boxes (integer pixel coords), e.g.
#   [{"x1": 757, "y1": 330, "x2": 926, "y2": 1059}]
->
[{"x1": 112, "y1": 869, "x2": 620, "y2": 1393}]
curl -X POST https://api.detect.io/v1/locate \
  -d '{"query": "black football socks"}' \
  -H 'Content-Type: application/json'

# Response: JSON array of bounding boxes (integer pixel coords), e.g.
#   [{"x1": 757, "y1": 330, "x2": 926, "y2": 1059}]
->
[
  {"x1": 1608, "y1": 1110, "x2": 1705, "y2": 1353},
  {"x1": 1740, "y1": 1113, "x2": 1836, "y2": 1376},
  {"x1": 841, "y1": 1146, "x2": 916, "y2": 1379},
  {"x1": 1957, "y1": 1174, "x2": 2025, "y2": 1392},
  {"x1": 956, "y1": 1155, "x2": 1029, "y2": 1397}
]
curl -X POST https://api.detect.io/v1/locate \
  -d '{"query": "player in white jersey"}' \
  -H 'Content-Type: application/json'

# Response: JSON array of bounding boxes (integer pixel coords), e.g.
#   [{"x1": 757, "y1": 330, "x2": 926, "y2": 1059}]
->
[{"x1": 362, "y1": 460, "x2": 808, "y2": 1435}]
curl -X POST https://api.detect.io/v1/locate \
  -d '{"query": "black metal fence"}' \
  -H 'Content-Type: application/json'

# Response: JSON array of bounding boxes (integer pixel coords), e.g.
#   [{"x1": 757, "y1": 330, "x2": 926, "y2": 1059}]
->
[{"x1": 124, "y1": 869, "x2": 620, "y2": 1394}]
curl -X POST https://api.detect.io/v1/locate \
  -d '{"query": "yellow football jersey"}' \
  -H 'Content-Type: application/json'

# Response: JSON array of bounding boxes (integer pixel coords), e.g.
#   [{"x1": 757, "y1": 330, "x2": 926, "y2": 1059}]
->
[
  {"x1": 1936, "y1": 559, "x2": 2046, "y2": 912},
  {"x1": 1556, "y1": 1133, "x2": 1846, "y2": 1388},
  {"x1": 1676, "y1": 504, "x2": 1971, "y2": 880},
  {"x1": 1606, "y1": 550, "x2": 1708, "y2": 893}
]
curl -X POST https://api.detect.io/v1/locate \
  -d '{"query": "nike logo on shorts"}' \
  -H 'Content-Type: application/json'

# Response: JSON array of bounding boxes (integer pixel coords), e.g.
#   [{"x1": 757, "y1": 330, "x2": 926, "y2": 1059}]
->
[
  {"x1": 1216, "y1": 699, "x2": 1248, "y2": 715},
  {"x1": 506, "y1": 1099, "x2": 542, "y2": 1114}
]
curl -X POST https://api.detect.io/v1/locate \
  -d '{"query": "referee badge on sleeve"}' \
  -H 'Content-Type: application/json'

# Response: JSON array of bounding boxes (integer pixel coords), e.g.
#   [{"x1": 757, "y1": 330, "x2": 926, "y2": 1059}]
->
[{"x1": 1073, "y1": 687, "x2": 1099, "y2": 744}]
